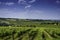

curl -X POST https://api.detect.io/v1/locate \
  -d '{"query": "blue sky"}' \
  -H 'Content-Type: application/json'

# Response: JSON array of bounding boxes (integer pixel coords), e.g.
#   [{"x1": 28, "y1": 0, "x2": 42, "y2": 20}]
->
[{"x1": 0, "y1": 0, "x2": 60, "y2": 20}]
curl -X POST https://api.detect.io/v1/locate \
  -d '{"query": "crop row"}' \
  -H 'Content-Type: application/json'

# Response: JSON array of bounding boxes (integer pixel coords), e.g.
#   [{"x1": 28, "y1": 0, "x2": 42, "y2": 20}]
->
[{"x1": 0, "y1": 27, "x2": 60, "y2": 40}]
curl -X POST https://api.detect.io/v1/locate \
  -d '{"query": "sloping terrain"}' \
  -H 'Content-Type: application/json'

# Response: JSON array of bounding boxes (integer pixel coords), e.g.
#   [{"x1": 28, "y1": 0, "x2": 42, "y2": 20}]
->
[
  {"x1": 0, "y1": 18, "x2": 60, "y2": 27},
  {"x1": 0, "y1": 18, "x2": 60, "y2": 40},
  {"x1": 0, "y1": 27, "x2": 60, "y2": 40}
]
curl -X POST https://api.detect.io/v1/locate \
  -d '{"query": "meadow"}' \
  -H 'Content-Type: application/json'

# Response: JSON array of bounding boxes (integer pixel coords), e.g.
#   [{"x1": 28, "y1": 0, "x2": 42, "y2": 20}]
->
[
  {"x1": 0, "y1": 18, "x2": 60, "y2": 40},
  {"x1": 0, "y1": 27, "x2": 60, "y2": 40}
]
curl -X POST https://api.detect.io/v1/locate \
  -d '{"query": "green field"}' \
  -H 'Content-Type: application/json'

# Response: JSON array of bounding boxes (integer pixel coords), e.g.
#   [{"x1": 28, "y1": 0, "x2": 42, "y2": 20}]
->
[
  {"x1": 0, "y1": 27, "x2": 60, "y2": 40},
  {"x1": 0, "y1": 18, "x2": 60, "y2": 40}
]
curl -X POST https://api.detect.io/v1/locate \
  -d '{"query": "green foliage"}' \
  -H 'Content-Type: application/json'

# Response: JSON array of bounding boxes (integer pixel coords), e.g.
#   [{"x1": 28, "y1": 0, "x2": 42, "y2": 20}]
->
[
  {"x1": 0, "y1": 27, "x2": 60, "y2": 40},
  {"x1": 0, "y1": 18, "x2": 60, "y2": 40},
  {"x1": 0, "y1": 18, "x2": 60, "y2": 27}
]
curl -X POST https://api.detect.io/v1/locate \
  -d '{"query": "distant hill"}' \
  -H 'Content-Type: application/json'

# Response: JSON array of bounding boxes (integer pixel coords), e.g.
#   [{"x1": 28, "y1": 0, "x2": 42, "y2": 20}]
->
[{"x1": 0, "y1": 18, "x2": 60, "y2": 27}]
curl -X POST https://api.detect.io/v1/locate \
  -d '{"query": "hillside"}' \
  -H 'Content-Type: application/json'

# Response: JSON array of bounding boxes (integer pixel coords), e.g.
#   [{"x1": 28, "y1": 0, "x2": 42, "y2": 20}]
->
[
  {"x1": 0, "y1": 18, "x2": 60, "y2": 27},
  {"x1": 0, "y1": 18, "x2": 60, "y2": 40}
]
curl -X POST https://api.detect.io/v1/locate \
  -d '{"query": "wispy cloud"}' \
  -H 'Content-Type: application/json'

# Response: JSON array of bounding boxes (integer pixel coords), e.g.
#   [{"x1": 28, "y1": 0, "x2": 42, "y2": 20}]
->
[
  {"x1": 25, "y1": 5, "x2": 31, "y2": 8},
  {"x1": 29, "y1": 0, "x2": 36, "y2": 3},
  {"x1": 0, "y1": 2, "x2": 1, "y2": 4},
  {"x1": 0, "y1": 0, "x2": 36, "y2": 8},
  {"x1": 18, "y1": 0, "x2": 26, "y2": 3},
  {"x1": 5, "y1": 2, "x2": 15, "y2": 6},
  {"x1": 0, "y1": 8, "x2": 28, "y2": 18},
  {"x1": 18, "y1": 0, "x2": 27, "y2": 5},
  {"x1": 18, "y1": 0, "x2": 29, "y2": 8},
  {"x1": 0, "y1": 2, "x2": 15, "y2": 6},
  {"x1": 18, "y1": 0, "x2": 36, "y2": 9},
  {"x1": 56, "y1": 0, "x2": 60, "y2": 4}
]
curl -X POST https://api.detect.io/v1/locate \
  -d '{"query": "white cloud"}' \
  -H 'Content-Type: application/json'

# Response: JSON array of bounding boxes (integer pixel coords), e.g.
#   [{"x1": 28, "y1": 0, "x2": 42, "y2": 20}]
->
[
  {"x1": 0, "y1": 2, "x2": 15, "y2": 6},
  {"x1": 25, "y1": 0, "x2": 36, "y2": 8},
  {"x1": 0, "y1": 2, "x2": 1, "y2": 4},
  {"x1": 18, "y1": 0, "x2": 26, "y2": 3},
  {"x1": 5, "y1": 2, "x2": 15, "y2": 6},
  {"x1": 25, "y1": 5, "x2": 31, "y2": 8},
  {"x1": 17, "y1": 0, "x2": 36, "y2": 9},
  {"x1": 29, "y1": 0, "x2": 36, "y2": 3},
  {"x1": 0, "y1": 0, "x2": 36, "y2": 8},
  {"x1": 18, "y1": 0, "x2": 28, "y2": 8},
  {"x1": 0, "y1": 8, "x2": 28, "y2": 18},
  {"x1": 56, "y1": 0, "x2": 60, "y2": 4}
]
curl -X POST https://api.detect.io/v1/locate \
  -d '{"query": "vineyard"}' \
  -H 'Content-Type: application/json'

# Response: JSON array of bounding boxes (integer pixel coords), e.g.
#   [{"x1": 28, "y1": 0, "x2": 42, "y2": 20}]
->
[
  {"x1": 0, "y1": 18, "x2": 60, "y2": 40},
  {"x1": 0, "y1": 27, "x2": 60, "y2": 40}
]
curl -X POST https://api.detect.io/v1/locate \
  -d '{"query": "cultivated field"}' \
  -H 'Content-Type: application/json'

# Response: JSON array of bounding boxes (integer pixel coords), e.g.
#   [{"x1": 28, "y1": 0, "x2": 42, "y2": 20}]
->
[
  {"x1": 0, "y1": 27, "x2": 60, "y2": 40},
  {"x1": 0, "y1": 18, "x2": 60, "y2": 40}
]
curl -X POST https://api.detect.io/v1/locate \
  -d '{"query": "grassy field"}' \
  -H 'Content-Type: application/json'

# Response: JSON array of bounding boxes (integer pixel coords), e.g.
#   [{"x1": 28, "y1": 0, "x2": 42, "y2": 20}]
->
[
  {"x1": 0, "y1": 27, "x2": 60, "y2": 40},
  {"x1": 0, "y1": 18, "x2": 60, "y2": 40}
]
